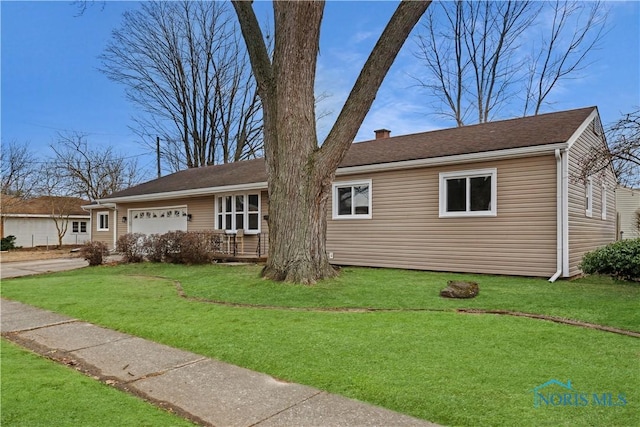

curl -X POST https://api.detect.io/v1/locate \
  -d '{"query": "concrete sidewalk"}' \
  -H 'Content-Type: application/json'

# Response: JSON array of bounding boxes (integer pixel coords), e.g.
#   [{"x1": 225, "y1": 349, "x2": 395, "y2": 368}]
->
[{"x1": 1, "y1": 298, "x2": 439, "y2": 427}]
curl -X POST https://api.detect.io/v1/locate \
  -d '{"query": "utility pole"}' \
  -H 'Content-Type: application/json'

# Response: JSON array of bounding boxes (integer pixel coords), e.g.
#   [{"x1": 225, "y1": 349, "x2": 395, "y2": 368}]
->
[{"x1": 156, "y1": 136, "x2": 161, "y2": 178}]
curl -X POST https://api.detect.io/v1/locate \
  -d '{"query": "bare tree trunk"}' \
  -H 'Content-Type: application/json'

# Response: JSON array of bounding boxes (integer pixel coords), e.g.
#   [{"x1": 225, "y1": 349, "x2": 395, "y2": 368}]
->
[{"x1": 234, "y1": 1, "x2": 430, "y2": 284}]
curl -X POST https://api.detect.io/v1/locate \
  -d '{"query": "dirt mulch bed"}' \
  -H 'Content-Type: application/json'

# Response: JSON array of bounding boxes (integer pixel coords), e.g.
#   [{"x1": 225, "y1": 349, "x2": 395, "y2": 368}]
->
[{"x1": 0, "y1": 246, "x2": 83, "y2": 263}]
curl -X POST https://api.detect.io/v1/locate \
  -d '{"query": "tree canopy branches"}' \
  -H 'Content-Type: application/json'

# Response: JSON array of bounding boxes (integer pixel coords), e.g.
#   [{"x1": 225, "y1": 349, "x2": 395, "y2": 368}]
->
[
  {"x1": 101, "y1": 0, "x2": 262, "y2": 171},
  {"x1": 413, "y1": 0, "x2": 607, "y2": 126}
]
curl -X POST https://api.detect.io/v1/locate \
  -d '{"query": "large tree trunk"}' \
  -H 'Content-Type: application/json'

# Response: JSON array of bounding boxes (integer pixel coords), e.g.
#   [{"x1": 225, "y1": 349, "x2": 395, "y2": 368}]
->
[
  {"x1": 233, "y1": 1, "x2": 430, "y2": 284},
  {"x1": 259, "y1": 2, "x2": 335, "y2": 283}
]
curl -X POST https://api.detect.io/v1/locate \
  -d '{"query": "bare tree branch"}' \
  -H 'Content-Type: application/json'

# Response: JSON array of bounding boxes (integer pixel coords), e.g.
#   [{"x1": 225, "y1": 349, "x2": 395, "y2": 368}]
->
[
  {"x1": 101, "y1": 1, "x2": 262, "y2": 171},
  {"x1": 49, "y1": 131, "x2": 140, "y2": 200},
  {"x1": 580, "y1": 109, "x2": 640, "y2": 187},
  {"x1": 413, "y1": 0, "x2": 607, "y2": 125},
  {"x1": 1, "y1": 140, "x2": 38, "y2": 200}
]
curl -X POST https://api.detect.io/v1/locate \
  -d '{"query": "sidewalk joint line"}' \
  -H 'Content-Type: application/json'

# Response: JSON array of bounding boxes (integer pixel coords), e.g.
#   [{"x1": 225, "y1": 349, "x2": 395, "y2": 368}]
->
[{"x1": 250, "y1": 390, "x2": 324, "y2": 426}]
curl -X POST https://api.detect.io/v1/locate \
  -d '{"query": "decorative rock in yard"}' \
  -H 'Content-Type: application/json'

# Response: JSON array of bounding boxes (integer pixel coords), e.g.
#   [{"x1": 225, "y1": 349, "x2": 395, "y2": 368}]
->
[{"x1": 440, "y1": 280, "x2": 479, "y2": 299}]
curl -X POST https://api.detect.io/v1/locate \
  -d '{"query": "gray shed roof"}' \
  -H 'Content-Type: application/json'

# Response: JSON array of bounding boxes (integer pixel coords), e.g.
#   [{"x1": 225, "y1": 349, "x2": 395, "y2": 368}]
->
[{"x1": 102, "y1": 106, "x2": 596, "y2": 201}]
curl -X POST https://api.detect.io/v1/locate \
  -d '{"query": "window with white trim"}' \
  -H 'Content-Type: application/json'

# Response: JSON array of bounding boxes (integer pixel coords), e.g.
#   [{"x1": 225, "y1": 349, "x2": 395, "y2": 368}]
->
[
  {"x1": 97, "y1": 212, "x2": 109, "y2": 231},
  {"x1": 601, "y1": 182, "x2": 607, "y2": 220},
  {"x1": 585, "y1": 177, "x2": 593, "y2": 218},
  {"x1": 72, "y1": 221, "x2": 88, "y2": 233},
  {"x1": 332, "y1": 180, "x2": 372, "y2": 219},
  {"x1": 439, "y1": 169, "x2": 497, "y2": 217},
  {"x1": 216, "y1": 193, "x2": 260, "y2": 233}
]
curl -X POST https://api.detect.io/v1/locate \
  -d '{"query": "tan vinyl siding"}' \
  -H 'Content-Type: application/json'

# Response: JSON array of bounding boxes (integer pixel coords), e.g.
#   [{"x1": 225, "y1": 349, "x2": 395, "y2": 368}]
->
[
  {"x1": 91, "y1": 209, "x2": 114, "y2": 248},
  {"x1": 616, "y1": 187, "x2": 640, "y2": 240},
  {"x1": 327, "y1": 155, "x2": 558, "y2": 277},
  {"x1": 567, "y1": 121, "x2": 617, "y2": 276}
]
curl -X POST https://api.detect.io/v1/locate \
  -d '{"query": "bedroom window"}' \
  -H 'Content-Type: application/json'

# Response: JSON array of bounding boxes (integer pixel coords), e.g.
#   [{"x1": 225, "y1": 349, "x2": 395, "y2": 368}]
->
[
  {"x1": 216, "y1": 193, "x2": 260, "y2": 233},
  {"x1": 332, "y1": 180, "x2": 372, "y2": 219},
  {"x1": 585, "y1": 177, "x2": 593, "y2": 218},
  {"x1": 439, "y1": 169, "x2": 497, "y2": 217},
  {"x1": 97, "y1": 212, "x2": 109, "y2": 231}
]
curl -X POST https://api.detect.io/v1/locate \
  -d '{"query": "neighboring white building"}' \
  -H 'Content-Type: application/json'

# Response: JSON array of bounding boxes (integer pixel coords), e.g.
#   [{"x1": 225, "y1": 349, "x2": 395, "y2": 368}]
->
[
  {"x1": 616, "y1": 186, "x2": 640, "y2": 240},
  {"x1": 1, "y1": 196, "x2": 91, "y2": 247}
]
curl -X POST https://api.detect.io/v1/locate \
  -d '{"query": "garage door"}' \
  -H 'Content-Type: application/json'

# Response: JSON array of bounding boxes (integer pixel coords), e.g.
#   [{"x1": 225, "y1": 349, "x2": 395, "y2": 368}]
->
[{"x1": 130, "y1": 207, "x2": 188, "y2": 235}]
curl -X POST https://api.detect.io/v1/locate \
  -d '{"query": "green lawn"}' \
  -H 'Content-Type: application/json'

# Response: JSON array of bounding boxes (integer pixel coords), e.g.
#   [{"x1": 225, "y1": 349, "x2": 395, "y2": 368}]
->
[
  {"x1": 1, "y1": 264, "x2": 638, "y2": 426},
  {"x1": 1, "y1": 339, "x2": 195, "y2": 426}
]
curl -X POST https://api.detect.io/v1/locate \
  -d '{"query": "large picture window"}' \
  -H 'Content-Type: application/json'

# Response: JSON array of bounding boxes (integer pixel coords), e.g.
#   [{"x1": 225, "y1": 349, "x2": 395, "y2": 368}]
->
[
  {"x1": 216, "y1": 193, "x2": 260, "y2": 233},
  {"x1": 439, "y1": 169, "x2": 497, "y2": 217},
  {"x1": 97, "y1": 212, "x2": 109, "y2": 231},
  {"x1": 332, "y1": 180, "x2": 372, "y2": 219}
]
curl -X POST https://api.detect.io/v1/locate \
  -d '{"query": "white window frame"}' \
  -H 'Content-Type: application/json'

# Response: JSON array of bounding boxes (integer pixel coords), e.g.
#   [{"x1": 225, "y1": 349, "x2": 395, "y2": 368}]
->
[
  {"x1": 585, "y1": 177, "x2": 593, "y2": 218},
  {"x1": 71, "y1": 221, "x2": 87, "y2": 234},
  {"x1": 97, "y1": 212, "x2": 109, "y2": 231},
  {"x1": 439, "y1": 168, "x2": 497, "y2": 218},
  {"x1": 215, "y1": 193, "x2": 261, "y2": 234},
  {"x1": 601, "y1": 182, "x2": 607, "y2": 220},
  {"x1": 332, "y1": 179, "x2": 372, "y2": 220}
]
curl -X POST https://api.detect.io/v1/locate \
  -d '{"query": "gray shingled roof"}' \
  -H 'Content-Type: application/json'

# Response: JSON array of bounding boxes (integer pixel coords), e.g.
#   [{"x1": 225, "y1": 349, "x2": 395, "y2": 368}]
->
[{"x1": 102, "y1": 106, "x2": 595, "y2": 200}]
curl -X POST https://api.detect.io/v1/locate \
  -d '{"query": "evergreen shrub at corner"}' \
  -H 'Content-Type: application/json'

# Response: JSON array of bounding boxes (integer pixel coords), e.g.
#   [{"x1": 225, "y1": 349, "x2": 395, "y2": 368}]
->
[
  {"x1": 580, "y1": 238, "x2": 640, "y2": 281},
  {"x1": 0, "y1": 235, "x2": 19, "y2": 251},
  {"x1": 80, "y1": 241, "x2": 109, "y2": 266}
]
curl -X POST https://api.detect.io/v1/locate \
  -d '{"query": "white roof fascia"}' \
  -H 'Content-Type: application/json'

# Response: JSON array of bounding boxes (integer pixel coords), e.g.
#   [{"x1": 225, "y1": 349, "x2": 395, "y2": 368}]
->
[
  {"x1": 335, "y1": 142, "x2": 568, "y2": 176},
  {"x1": 98, "y1": 181, "x2": 268, "y2": 204},
  {"x1": 565, "y1": 108, "x2": 598, "y2": 150},
  {"x1": 82, "y1": 203, "x2": 116, "y2": 210},
  {"x1": 1, "y1": 214, "x2": 90, "y2": 219}
]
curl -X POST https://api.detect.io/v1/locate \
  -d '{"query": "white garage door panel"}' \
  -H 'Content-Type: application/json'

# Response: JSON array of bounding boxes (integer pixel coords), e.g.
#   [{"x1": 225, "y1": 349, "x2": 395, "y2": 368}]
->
[{"x1": 130, "y1": 207, "x2": 187, "y2": 235}]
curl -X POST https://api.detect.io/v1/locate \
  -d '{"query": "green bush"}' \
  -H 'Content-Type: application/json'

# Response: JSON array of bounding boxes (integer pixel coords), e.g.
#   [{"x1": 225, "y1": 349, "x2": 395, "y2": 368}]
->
[
  {"x1": 0, "y1": 235, "x2": 19, "y2": 251},
  {"x1": 580, "y1": 239, "x2": 640, "y2": 281},
  {"x1": 80, "y1": 241, "x2": 109, "y2": 266}
]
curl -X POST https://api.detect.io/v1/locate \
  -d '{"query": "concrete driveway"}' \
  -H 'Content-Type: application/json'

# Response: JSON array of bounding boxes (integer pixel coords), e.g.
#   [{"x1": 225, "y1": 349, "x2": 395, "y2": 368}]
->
[{"x1": 0, "y1": 258, "x2": 89, "y2": 279}]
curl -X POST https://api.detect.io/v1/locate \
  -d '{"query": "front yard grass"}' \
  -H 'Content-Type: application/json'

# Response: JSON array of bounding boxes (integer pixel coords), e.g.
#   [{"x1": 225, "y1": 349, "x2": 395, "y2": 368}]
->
[
  {"x1": 1, "y1": 339, "x2": 194, "y2": 426},
  {"x1": 1, "y1": 264, "x2": 638, "y2": 426}
]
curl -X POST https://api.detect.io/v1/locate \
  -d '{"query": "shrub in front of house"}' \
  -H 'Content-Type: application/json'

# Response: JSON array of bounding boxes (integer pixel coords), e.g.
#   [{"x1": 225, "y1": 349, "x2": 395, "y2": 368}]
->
[
  {"x1": 1, "y1": 235, "x2": 19, "y2": 251},
  {"x1": 580, "y1": 238, "x2": 640, "y2": 281},
  {"x1": 143, "y1": 234, "x2": 165, "y2": 263},
  {"x1": 160, "y1": 230, "x2": 216, "y2": 265},
  {"x1": 116, "y1": 233, "x2": 146, "y2": 263},
  {"x1": 116, "y1": 231, "x2": 218, "y2": 265},
  {"x1": 80, "y1": 241, "x2": 109, "y2": 266}
]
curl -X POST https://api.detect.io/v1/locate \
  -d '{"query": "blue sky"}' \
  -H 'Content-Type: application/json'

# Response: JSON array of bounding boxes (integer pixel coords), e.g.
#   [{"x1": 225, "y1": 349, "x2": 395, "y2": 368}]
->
[{"x1": 2, "y1": 1, "x2": 639, "y2": 179}]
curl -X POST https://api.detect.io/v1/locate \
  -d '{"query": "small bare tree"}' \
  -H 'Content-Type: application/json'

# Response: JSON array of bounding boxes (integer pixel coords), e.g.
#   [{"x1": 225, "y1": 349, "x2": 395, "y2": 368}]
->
[
  {"x1": 413, "y1": 0, "x2": 607, "y2": 126},
  {"x1": 32, "y1": 168, "x2": 81, "y2": 248},
  {"x1": 50, "y1": 132, "x2": 140, "y2": 201},
  {"x1": 101, "y1": 0, "x2": 262, "y2": 171}
]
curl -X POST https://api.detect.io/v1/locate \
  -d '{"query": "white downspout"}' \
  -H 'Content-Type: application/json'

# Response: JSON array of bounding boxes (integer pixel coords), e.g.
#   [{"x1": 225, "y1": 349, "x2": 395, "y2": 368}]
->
[{"x1": 549, "y1": 149, "x2": 564, "y2": 282}]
